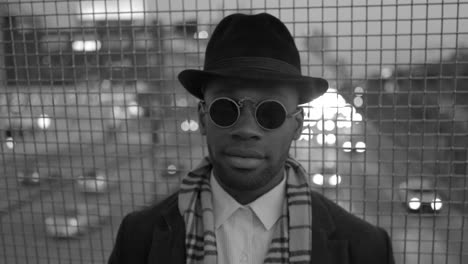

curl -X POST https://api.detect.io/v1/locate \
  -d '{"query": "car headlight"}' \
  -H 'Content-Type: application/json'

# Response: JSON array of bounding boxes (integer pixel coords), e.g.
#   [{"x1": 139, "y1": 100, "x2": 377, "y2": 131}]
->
[
  {"x1": 127, "y1": 101, "x2": 143, "y2": 117},
  {"x1": 92, "y1": 177, "x2": 107, "y2": 190},
  {"x1": 72, "y1": 40, "x2": 101, "y2": 52},
  {"x1": 316, "y1": 133, "x2": 324, "y2": 145},
  {"x1": 37, "y1": 114, "x2": 51, "y2": 129},
  {"x1": 355, "y1": 141, "x2": 366, "y2": 153},
  {"x1": 342, "y1": 141, "x2": 352, "y2": 152},
  {"x1": 167, "y1": 164, "x2": 178, "y2": 176},
  {"x1": 311, "y1": 173, "x2": 324, "y2": 186},
  {"x1": 5, "y1": 137, "x2": 15, "y2": 149},
  {"x1": 194, "y1": 30, "x2": 209, "y2": 40},
  {"x1": 181, "y1": 120, "x2": 199, "y2": 132},
  {"x1": 408, "y1": 197, "x2": 421, "y2": 210},
  {"x1": 63, "y1": 218, "x2": 79, "y2": 236},
  {"x1": 31, "y1": 172, "x2": 40, "y2": 183},
  {"x1": 430, "y1": 198, "x2": 443, "y2": 211},
  {"x1": 325, "y1": 134, "x2": 336, "y2": 145},
  {"x1": 328, "y1": 174, "x2": 342, "y2": 186},
  {"x1": 68, "y1": 218, "x2": 79, "y2": 227}
]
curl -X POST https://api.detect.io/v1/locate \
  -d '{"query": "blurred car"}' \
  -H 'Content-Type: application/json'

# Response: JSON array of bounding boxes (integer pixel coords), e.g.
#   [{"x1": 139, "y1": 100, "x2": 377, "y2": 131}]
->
[
  {"x1": 341, "y1": 140, "x2": 367, "y2": 153},
  {"x1": 17, "y1": 169, "x2": 41, "y2": 186},
  {"x1": 44, "y1": 203, "x2": 110, "y2": 238},
  {"x1": 152, "y1": 158, "x2": 184, "y2": 200},
  {"x1": 310, "y1": 169, "x2": 343, "y2": 188},
  {"x1": 3, "y1": 135, "x2": 15, "y2": 150},
  {"x1": 17, "y1": 167, "x2": 59, "y2": 186},
  {"x1": 153, "y1": 144, "x2": 206, "y2": 198},
  {"x1": 398, "y1": 179, "x2": 443, "y2": 213},
  {"x1": 76, "y1": 169, "x2": 117, "y2": 193},
  {"x1": 160, "y1": 158, "x2": 186, "y2": 178}
]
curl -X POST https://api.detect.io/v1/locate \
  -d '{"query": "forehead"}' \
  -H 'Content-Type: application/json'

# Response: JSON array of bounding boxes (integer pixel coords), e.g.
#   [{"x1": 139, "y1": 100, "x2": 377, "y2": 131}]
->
[{"x1": 203, "y1": 78, "x2": 299, "y2": 104}]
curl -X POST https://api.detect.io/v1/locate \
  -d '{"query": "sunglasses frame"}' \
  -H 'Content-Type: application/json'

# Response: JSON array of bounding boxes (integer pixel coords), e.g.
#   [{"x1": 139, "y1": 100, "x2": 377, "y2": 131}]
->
[{"x1": 200, "y1": 97, "x2": 303, "y2": 130}]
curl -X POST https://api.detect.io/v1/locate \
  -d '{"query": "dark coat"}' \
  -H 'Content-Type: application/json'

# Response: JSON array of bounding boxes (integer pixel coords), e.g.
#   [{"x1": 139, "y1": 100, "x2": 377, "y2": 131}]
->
[{"x1": 108, "y1": 191, "x2": 395, "y2": 264}]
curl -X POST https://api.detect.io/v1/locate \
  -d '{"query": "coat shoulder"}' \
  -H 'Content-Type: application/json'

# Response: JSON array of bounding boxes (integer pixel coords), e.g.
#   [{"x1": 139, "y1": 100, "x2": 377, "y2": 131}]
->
[
  {"x1": 310, "y1": 191, "x2": 394, "y2": 263},
  {"x1": 311, "y1": 191, "x2": 386, "y2": 237},
  {"x1": 107, "y1": 192, "x2": 181, "y2": 264},
  {"x1": 125, "y1": 192, "x2": 180, "y2": 229}
]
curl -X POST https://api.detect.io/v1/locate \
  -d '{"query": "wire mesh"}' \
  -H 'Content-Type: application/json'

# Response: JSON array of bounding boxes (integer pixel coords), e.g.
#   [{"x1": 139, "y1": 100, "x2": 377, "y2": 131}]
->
[{"x1": 0, "y1": 0, "x2": 467, "y2": 263}]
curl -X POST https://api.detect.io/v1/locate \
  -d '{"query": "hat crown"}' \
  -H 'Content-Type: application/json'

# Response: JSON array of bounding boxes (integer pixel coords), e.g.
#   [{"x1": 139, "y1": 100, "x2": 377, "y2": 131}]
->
[
  {"x1": 204, "y1": 13, "x2": 301, "y2": 72},
  {"x1": 177, "y1": 13, "x2": 329, "y2": 104}
]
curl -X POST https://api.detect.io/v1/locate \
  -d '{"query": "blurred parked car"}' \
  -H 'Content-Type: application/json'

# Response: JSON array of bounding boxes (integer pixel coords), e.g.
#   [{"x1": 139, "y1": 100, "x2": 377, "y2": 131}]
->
[
  {"x1": 17, "y1": 167, "x2": 60, "y2": 186},
  {"x1": 17, "y1": 169, "x2": 41, "y2": 186},
  {"x1": 309, "y1": 166, "x2": 343, "y2": 188},
  {"x1": 398, "y1": 179, "x2": 443, "y2": 214},
  {"x1": 76, "y1": 169, "x2": 118, "y2": 193},
  {"x1": 341, "y1": 140, "x2": 367, "y2": 153},
  {"x1": 44, "y1": 203, "x2": 110, "y2": 238},
  {"x1": 160, "y1": 158, "x2": 186, "y2": 178}
]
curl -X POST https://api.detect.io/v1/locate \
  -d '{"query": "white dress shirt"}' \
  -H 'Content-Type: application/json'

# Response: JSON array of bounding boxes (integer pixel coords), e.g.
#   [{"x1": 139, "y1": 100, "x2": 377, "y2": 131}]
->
[{"x1": 211, "y1": 172, "x2": 286, "y2": 264}]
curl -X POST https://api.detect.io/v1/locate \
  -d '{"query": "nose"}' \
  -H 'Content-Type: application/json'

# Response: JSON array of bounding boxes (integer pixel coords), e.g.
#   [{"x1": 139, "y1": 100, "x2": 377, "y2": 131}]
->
[{"x1": 229, "y1": 106, "x2": 262, "y2": 140}]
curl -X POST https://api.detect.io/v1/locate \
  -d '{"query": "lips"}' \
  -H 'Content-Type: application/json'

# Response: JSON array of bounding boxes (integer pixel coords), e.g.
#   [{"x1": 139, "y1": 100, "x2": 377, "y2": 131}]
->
[
  {"x1": 223, "y1": 148, "x2": 265, "y2": 169},
  {"x1": 224, "y1": 148, "x2": 265, "y2": 159}
]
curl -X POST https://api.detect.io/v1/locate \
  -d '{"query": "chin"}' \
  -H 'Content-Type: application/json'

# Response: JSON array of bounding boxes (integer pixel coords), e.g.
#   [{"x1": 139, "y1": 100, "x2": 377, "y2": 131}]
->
[
  {"x1": 222, "y1": 169, "x2": 270, "y2": 190},
  {"x1": 230, "y1": 178, "x2": 266, "y2": 192}
]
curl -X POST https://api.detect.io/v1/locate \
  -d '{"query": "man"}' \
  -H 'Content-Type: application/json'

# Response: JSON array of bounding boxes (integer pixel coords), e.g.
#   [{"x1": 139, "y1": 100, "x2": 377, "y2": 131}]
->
[{"x1": 108, "y1": 13, "x2": 395, "y2": 264}]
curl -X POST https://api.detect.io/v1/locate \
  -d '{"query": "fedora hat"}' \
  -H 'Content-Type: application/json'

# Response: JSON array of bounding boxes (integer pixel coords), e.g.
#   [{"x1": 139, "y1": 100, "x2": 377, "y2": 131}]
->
[{"x1": 178, "y1": 13, "x2": 328, "y2": 104}]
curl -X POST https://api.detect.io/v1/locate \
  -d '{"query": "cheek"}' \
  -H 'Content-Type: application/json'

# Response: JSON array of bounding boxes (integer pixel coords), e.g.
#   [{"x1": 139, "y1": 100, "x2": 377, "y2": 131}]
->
[
  {"x1": 204, "y1": 126, "x2": 227, "y2": 147},
  {"x1": 266, "y1": 131, "x2": 295, "y2": 158}
]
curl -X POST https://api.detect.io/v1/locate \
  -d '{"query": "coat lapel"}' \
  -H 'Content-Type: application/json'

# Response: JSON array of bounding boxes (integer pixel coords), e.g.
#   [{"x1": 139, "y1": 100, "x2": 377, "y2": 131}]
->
[
  {"x1": 147, "y1": 227, "x2": 172, "y2": 263},
  {"x1": 147, "y1": 196, "x2": 187, "y2": 264},
  {"x1": 310, "y1": 192, "x2": 349, "y2": 264}
]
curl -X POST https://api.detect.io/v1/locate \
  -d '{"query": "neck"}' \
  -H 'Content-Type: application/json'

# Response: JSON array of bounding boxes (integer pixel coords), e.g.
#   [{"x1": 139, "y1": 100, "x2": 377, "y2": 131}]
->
[{"x1": 213, "y1": 168, "x2": 285, "y2": 205}]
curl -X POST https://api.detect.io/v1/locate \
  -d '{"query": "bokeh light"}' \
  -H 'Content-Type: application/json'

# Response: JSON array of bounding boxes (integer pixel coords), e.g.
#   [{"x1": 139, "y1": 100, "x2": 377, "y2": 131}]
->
[
  {"x1": 312, "y1": 173, "x2": 324, "y2": 185},
  {"x1": 431, "y1": 198, "x2": 443, "y2": 211},
  {"x1": 37, "y1": 114, "x2": 52, "y2": 129},
  {"x1": 408, "y1": 197, "x2": 422, "y2": 210},
  {"x1": 329, "y1": 174, "x2": 342, "y2": 186}
]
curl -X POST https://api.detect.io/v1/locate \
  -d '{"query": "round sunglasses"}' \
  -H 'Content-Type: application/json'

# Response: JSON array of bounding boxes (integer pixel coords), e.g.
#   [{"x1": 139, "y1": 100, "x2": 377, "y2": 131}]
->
[{"x1": 200, "y1": 97, "x2": 303, "y2": 130}]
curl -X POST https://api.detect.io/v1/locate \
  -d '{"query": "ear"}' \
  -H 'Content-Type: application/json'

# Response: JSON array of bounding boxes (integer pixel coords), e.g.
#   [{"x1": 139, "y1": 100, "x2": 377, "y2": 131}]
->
[
  {"x1": 292, "y1": 108, "x2": 304, "y2": 140},
  {"x1": 198, "y1": 102, "x2": 207, "y2": 135}
]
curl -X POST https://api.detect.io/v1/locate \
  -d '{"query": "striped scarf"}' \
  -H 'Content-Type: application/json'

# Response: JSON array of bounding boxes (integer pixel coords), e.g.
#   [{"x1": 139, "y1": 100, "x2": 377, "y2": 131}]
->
[{"x1": 178, "y1": 157, "x2": 312, "y2": 264}]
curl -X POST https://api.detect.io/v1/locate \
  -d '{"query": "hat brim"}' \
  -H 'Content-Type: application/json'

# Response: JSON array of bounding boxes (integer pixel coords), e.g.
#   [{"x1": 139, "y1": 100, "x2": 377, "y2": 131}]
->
[{"x1": 178, "y1": 68, "x2": 329, "y2": 105}]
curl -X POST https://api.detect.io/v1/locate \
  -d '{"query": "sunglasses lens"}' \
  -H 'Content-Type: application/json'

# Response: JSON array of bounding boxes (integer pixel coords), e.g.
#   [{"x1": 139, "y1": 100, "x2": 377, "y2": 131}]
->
[
  {"x1": 209, "y1": 98, "x2": 239, "y2": 127},
  {"x1": 256, "y1": 101, "x2": 286, "y2": 129}
]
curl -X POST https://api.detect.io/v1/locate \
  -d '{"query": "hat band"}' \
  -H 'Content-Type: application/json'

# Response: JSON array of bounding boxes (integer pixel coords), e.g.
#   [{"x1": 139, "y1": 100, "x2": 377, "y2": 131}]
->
[{"x1": 205, "y1": 57, "x2": 301, "y2": 75}]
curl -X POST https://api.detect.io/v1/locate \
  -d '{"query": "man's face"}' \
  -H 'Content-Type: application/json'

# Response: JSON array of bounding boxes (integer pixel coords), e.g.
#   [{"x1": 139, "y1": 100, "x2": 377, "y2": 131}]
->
[{"x1": 198, "y1": 79, "x2": 304, "y2": 192}]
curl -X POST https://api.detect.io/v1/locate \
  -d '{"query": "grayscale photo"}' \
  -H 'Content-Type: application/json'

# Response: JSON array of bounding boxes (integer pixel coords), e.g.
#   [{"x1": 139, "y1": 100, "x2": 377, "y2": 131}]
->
[{"x1": 0, "y1": 1, "x2": 467, "y2": 263}]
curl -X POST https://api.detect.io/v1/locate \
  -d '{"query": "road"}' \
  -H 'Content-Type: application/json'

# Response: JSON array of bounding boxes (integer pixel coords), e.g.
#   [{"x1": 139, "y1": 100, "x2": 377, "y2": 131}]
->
[{"x1": 1, "y1": 121, "x2": 467, "y2": 264}]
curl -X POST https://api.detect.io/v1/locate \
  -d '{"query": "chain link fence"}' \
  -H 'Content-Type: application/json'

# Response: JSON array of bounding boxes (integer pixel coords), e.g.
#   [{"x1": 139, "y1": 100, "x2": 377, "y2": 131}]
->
[{"x1": 0, "y1": 0, "x2": 467, "y2": 263}]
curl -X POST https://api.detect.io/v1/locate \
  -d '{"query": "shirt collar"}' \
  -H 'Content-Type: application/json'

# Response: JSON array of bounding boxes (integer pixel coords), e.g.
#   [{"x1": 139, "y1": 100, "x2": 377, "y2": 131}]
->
[
  {"x1": 249, "y1": 175, "x2": 286, "y2": 230},
  {"x1": 211, "y1": 172, "x2": 242, "y2": 229},
  {"x1": 211, "y1": 171, "x2": 286, "y2": 231}
]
